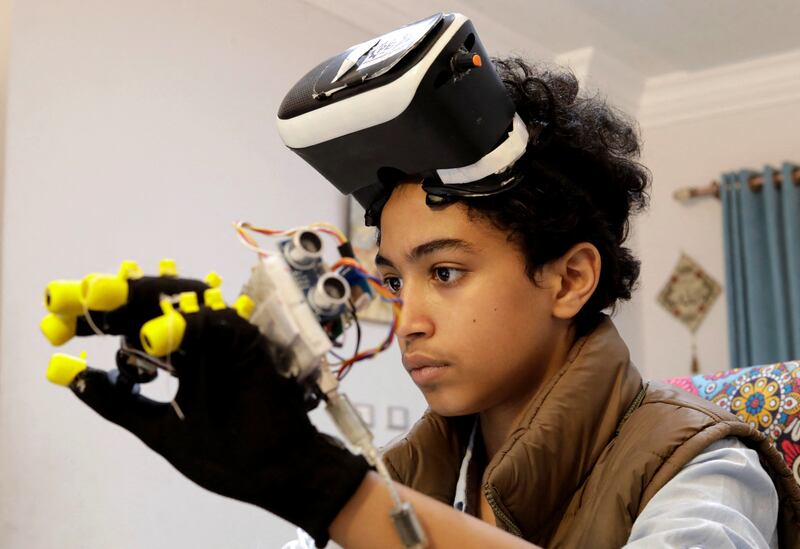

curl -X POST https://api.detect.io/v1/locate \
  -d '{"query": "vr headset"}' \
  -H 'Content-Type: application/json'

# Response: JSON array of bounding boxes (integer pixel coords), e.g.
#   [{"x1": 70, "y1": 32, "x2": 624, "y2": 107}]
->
[{"x1": 276, "y1": 13, "x2": 529, "y2": 225}]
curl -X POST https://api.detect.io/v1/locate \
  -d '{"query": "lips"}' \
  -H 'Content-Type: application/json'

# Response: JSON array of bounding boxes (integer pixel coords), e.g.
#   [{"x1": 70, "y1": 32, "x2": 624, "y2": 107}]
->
[
  {"x1": 402, "y1": 353, "x2": 448, "y2": 371},
  {"x1": 402, "y1": 353, "x2": 450, "y2": 385}
]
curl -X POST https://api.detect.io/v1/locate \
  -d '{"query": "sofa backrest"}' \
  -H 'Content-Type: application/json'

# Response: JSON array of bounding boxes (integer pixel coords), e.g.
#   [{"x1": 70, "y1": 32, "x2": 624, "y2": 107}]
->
[{"x1": 665, "y1": 360, "x2": 800, "y2": 485}]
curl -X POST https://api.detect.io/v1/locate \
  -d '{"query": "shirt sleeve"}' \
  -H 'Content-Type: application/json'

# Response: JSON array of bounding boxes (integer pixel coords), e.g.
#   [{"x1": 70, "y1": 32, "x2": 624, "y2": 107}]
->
[{"x1": 625, "y1": 437, "x2": 779, "y2": 549}]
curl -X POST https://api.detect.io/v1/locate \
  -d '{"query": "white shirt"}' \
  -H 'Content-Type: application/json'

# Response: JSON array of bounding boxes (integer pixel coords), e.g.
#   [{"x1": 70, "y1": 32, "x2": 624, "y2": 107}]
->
[{"x1": 625, "y1": 437, "x2": 779, "y2": 548}]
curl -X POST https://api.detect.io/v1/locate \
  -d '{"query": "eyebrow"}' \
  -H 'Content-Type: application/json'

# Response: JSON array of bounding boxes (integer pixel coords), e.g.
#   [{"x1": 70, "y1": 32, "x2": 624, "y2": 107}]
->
[{"x1": 375, "y1": 238, "x2": 477, "y2": 269}]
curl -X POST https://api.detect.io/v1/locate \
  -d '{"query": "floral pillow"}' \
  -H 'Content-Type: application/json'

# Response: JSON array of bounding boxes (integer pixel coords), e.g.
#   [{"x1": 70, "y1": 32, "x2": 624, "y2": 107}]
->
[{"x1": 665, "y1": 360, "x2": 800, "y2": 485}]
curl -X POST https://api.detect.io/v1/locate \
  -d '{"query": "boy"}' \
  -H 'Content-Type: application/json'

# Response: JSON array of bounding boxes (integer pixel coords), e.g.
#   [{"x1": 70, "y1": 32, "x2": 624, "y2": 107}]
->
[{"x1": 60, "y1": 13, "x2": 798, "y2": 549}]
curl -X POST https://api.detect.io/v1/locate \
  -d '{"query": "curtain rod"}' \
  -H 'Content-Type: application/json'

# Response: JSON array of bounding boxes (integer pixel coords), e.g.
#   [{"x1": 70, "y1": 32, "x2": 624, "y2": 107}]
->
[{"x1": 673, "y1": 166, "x2": 800, "y2": 203}]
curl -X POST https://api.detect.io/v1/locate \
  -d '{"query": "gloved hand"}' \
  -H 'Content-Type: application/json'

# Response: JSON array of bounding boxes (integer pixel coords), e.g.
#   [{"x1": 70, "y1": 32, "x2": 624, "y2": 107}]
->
[{"x1": 42, "y1": 263, "x2": 370, "y2": 547}]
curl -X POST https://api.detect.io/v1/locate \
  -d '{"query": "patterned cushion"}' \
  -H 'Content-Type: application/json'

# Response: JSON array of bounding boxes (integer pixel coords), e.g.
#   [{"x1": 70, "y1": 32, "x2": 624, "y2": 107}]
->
[{"x1": 665, "y1": 360, "x2": 800, "y2": 485}]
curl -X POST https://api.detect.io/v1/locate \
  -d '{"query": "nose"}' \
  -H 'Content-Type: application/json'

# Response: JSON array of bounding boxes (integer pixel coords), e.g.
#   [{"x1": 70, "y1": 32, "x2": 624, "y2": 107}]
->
[{"x1": 394, "y1": 284, "x2": 434, "y2": 343}]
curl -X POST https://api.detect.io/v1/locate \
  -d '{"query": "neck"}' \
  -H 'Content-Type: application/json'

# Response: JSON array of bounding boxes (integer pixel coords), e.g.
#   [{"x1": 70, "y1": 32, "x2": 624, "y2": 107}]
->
[
  {"x1": 479, "y1": 323, "x2": 576, "y2": 460},
  {"x1": 479, "y1": 399, "x2": 527, "y2": 460}
]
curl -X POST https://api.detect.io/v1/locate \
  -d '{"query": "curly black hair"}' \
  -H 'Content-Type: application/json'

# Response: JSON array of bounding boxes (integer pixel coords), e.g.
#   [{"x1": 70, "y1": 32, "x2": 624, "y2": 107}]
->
[{"x1": 461, "y1": 58, "x2": 650, "y2": 335}]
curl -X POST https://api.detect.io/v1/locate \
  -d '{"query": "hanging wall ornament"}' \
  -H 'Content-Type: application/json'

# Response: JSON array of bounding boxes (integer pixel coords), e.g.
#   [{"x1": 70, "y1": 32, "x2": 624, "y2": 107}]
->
[{"x1": 657, "y1": 253, "x2": 722, "y2": 374}]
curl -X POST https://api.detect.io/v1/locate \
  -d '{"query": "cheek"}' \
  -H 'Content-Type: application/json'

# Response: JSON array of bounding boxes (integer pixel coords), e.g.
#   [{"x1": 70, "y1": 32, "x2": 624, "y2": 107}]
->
[
  {"x1": 446, "y1": 278, "x2": 554, "y2": 373},
  {"x1": 449, "y1": 277, "x2": 550, "y2": 340},
  {"x1": 420, "y1": 279, "x2": 555, "y2": 415}
]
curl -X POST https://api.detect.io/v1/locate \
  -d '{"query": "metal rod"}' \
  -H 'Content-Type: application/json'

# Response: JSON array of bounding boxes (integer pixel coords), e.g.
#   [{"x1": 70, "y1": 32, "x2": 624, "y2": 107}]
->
[{"x1": 673, "y1": 167, "x2": 800, "y2": 203}]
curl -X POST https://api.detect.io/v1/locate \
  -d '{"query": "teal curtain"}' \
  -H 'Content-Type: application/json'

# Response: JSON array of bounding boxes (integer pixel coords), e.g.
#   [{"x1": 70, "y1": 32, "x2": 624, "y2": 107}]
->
[{"x1": 721, "y1": 162, "x2": 800, "y2": 369}]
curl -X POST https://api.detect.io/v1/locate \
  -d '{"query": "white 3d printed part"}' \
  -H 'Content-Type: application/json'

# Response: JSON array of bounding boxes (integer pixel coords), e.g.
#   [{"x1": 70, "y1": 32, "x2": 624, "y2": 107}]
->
[{"x1": 242, "y1": 255, "x2": 332, "y2": 380}]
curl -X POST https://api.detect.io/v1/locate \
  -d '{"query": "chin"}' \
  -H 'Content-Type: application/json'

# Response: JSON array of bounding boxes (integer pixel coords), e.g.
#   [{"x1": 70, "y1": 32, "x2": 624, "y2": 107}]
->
[{"x1": 423, "y1": 390, "x2": 483, "y2": 417}]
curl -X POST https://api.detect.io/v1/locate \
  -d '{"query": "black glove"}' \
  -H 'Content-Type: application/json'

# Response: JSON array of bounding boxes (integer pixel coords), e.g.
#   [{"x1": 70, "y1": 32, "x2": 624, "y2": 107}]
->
[{"x1": 51, "y1": 273, "x2": 370, "y2": 547}]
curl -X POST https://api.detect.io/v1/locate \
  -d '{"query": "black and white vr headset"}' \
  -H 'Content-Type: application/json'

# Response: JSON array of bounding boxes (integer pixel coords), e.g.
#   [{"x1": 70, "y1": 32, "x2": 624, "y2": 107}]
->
[{"x1": 277, "y1": 13, "x2": 530, "y2": 226}]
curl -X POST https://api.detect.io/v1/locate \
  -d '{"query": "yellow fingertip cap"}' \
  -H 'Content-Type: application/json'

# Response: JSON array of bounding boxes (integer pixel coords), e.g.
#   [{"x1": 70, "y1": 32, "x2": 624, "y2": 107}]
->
[
  {"x1": 178, "y1": 291, "x2": 200, "y2": 314},
  {"x1": 233, "y1": 294, "x2": 255, "y2": 320},
  {"x1": 140, "y1": 310, "x2": 186, "y2": 357},
  {"x1": 40, "y1": 313, "x2": 77, "y2": 346},
  {"x1": 118, "y1": 260, "x2": 143, "y2": 280},
  {"x1": 204, "y1": 288, "x2": 226, "y2": 310},
  {"x1": 45, "y1": 280, "x2": 84, "y2": 315},
  {"x1": 82, "y1": 274, "x2": 129, "y2": 312},
  {"x1": 47, "y1": 351, "x2": 87, "y2": 386},
  {"x1": 159, "y1": 298, "x2": 176, "y2": 314},
  {"x1": 159, "y1": 258, "x2": 178, "y2": 277},
  {"x1": 205, "y1": 271, "x2": 223, "y2": 288}
]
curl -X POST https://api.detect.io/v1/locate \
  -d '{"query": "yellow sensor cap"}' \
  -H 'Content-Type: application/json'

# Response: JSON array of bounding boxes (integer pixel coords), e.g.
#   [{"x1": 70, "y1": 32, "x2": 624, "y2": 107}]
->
[
  {"x1": 40, "y1": 313, "x2": 77, "y2": 346},
  {"x1": 204, "y1": 288, "x2": 226, "y2": 310},
  {"x1": 233, "y1": 294, "x2": 255, "y2": 320},
  {"x1": 82, "y1": 274, "x2": 129, "y2": 312},
  {"x1": 44, "y1": 280, "x2": 84, "y2": 315},
  {"x1": 159, "y1": 258, "x2": 178, "y2": 277},
  {"x1": 118, "y1": 260, "x2": 143, "y2": 280},
  {"x1": 178, "y1": 291, "x2": 200, "y2": 314},
  {"x1": 205, "y1": 271, "x2": 223, "y2": 288},
  {"x1": 140, "y1": 303, "x2": 186, "y2": 357},
  {"x1": 47, "y1": 351, "x2": 87, "y2": 386}
]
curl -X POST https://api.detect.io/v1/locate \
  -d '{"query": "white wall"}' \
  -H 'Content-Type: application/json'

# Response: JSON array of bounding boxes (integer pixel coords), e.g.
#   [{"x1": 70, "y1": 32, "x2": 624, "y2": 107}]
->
[
  {"x1": 637, "y1": 97, "x2": 800, "y2": 380},
  {"x1": 0, "y1": 2, "x2": 425, "y2": 548},
  {"x1": 0, "y1": 0, "x2": 9, "y2": 360}
]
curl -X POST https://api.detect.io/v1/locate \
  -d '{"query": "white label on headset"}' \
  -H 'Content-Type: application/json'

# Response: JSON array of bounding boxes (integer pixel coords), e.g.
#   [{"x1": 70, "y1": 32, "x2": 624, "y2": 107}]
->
[
  {"x1": 318, "y1": 13, "x2": 442, "y2": 97},
  {"x1": 357, "y1": 13, "x2": 441, "y2": 76}
]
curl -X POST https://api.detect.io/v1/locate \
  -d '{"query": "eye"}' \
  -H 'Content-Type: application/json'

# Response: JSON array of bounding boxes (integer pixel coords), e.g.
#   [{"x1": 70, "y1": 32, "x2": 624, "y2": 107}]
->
[
  {"x1": 433, "y1": 267, "x2": 463, "y2": 285},
  {"x1": 383, "y1": 276, "x2": 403, "y2": 294}
]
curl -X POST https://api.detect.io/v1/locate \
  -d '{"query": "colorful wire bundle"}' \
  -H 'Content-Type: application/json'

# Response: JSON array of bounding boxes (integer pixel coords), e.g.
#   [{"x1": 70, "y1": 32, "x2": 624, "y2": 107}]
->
[
  {"x1": 330, "y1": 257, "x2": 402, "y2": 379},
  {"x1": 234, "y1": 222, "x2": 401, "y2": 380},
  {"x1": 234, "y1": 221, "x2": 348, "y2": 256}
]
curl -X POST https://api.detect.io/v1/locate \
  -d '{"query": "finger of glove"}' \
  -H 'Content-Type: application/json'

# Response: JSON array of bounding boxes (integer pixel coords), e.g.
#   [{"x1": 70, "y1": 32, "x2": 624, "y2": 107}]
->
[
  {"x1": 74, "y1": 276, "x2": 209, "y2": 340},
  {"x1": 167, "y1": 307, "x2": 268, "y2": 379},
  {"x1": 71, "y1": 366, "x2": 173, "y2": 452}
]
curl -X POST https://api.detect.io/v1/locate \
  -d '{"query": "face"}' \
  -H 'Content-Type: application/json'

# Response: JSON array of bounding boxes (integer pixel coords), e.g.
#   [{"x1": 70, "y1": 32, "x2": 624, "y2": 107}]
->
[{"x1": 376, "y1": 184, "x2": 566, "y2": 417}]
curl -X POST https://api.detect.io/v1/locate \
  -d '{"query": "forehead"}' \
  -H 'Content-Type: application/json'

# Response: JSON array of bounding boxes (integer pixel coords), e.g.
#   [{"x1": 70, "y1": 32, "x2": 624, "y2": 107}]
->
[{"x1": 377, "y1": 183, "x2": 508, "y2": 257}]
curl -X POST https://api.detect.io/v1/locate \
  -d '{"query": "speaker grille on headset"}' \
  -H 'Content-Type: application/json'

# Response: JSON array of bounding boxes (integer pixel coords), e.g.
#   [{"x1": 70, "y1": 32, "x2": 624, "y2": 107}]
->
[{"x1": 277, "y1": 58, "x2": 332, "y2": 120}]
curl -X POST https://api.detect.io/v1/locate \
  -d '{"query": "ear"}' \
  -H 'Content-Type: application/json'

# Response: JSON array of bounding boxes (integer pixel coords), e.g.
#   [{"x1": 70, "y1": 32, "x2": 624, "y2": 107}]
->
[{"x1": 551, "y1": 243, "x2": 601, "y2": 320}]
